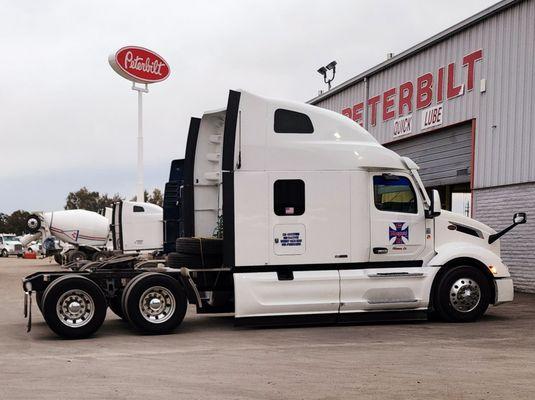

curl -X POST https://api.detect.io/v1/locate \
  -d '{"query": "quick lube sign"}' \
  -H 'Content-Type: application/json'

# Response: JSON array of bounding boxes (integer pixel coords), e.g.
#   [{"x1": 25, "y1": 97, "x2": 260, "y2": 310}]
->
[{"x1": 341, "y1": 49, "x2": 482, "y2": 137}]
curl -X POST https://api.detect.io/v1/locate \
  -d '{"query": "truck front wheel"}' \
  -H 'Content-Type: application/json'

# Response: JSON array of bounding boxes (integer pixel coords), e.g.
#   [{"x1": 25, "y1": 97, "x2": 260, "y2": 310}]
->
[
  {"x1": 41, "y1": 275, "x2": 107, "y2": 339},
  {"x1": 433, "y1": 266, "x2": 491, "y2": 322},
  {"x1": 122, "y1": 273, "x2": 187, "y2": 334}
]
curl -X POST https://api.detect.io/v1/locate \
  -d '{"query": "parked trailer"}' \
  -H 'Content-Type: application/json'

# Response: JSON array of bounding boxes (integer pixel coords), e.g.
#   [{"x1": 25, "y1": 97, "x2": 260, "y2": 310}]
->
[{"x1": 23, "y1": 90, "x2": 526, "y2": 339}]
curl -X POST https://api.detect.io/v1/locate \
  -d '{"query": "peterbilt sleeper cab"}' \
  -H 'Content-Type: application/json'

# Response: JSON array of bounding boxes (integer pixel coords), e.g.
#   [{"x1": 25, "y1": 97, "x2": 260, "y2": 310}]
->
[{"x1": 22, "y1": 90, "x2": 526, "y2": 339}]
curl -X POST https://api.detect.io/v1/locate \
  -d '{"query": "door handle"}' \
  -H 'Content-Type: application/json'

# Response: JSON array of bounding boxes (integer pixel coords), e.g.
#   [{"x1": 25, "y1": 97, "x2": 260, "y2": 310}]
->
[
  {"x1": 277, "y1": 269, "x2": 294, "y2": 281},
  {"x1": 373, "y1": 247, "x2": 388, "y2": 254}
]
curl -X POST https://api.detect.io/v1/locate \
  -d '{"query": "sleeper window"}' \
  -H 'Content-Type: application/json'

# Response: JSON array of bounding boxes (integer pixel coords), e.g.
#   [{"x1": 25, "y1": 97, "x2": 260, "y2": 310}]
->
[
  {"x1": 133, "y1": 205, "x2": 145, "y2": 213},
  {"x1": 274, "y1": 109, "x2": 314, "y2": 134},
  {"x1": 274, "y1": 179, "x2": 305, "y2": 216},
  {"x1": 373, "y1": 175, "x2": 417, "y2": 214}
]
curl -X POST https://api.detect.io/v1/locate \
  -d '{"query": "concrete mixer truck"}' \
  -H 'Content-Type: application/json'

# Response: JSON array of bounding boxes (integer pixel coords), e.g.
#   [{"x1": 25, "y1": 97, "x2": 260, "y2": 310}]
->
[{"x1": 21, "y1": 201, "x2": 164, "y2": 263}]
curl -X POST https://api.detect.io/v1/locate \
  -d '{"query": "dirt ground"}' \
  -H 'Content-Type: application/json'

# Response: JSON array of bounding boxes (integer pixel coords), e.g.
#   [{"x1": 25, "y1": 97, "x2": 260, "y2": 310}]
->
[{"x1": 0, "y1": 257, "x2": 534, "y2": 399}]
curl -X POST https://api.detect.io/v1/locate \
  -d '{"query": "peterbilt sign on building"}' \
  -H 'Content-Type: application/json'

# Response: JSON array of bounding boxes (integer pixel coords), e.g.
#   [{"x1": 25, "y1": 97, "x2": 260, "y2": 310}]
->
[{"x1": 341, "y1": 49, "x2": 483, "y2": 137}]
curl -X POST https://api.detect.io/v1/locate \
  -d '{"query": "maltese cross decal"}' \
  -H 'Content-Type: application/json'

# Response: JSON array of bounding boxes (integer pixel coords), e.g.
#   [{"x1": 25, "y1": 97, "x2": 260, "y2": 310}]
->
[{"x1": 389, "y1": 222, "x2": 409, "y2": 244}]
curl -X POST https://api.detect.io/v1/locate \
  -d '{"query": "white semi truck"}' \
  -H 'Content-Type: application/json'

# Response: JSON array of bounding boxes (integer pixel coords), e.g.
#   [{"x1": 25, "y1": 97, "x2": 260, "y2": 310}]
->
[
  {"x1": 21, "y1": 201, "x2": 164, "y2": 263},
  {"x1": 23, "y1": 90, "x2": 526, "y2": 339}
]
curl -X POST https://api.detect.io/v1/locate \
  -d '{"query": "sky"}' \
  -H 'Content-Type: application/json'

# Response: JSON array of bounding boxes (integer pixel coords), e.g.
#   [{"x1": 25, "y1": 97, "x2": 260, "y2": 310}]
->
[{"x1": 0, "y1": 0, "x2": 499, "y2": 213}]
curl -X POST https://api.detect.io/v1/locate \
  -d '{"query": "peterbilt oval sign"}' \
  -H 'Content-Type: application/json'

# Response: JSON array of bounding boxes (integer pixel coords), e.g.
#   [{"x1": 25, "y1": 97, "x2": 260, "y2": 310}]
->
[{"x1": 108, "y1": 46, "x2": 170, "y2": 84}]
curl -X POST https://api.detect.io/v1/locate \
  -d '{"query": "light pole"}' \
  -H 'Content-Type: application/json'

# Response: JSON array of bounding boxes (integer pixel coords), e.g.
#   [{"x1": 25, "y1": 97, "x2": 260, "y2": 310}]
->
[{"x1": 317, "y1": 61, "x2": 337, "y2": 91}]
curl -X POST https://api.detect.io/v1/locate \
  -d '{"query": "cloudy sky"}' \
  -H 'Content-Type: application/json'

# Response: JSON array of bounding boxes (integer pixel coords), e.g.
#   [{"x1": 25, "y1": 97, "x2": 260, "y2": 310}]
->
[{"x1": 0, "y1": 0, "x2": 498, "y2": 213}]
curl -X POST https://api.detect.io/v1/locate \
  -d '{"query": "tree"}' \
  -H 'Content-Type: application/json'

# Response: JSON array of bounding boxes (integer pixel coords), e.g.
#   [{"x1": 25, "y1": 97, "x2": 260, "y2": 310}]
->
[
  {"x1": 1, "y1": 210, "x2": 31, "y2": 235},
  {"x1": 65, "y1": 187, "x2": 123, "y2": 212},
  {"x1": 131, "y1": 188, "x2": 163, "y2": 207},
  {"x1": 0, "y1": 213, "x2": 9, "y2": 233},
  {"x1": 148, "y1": 188, "x2": 163, "y2": 207}
]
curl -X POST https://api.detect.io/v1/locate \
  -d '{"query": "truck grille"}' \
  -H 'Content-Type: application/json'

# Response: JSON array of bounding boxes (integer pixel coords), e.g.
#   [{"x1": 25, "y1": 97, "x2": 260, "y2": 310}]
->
[{"x1": 14, "y1": 245, "x2": 22, "y2": 252}]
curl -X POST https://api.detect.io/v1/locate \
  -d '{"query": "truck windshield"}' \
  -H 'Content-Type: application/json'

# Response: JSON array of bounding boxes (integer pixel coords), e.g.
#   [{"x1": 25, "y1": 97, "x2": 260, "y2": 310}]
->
[{"x1": 4, "y1": 236, "x2": 17, "y2": 242}]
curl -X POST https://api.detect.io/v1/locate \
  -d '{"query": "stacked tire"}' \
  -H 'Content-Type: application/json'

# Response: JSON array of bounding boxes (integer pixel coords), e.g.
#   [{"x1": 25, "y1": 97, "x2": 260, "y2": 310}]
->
[{"x1": 166, "y1": 237, "x2": 223, "y2": 269}]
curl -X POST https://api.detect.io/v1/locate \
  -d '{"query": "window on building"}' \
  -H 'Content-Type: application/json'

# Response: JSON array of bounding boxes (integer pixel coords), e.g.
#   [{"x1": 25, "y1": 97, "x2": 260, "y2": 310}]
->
[
  {"x1": 133, "y1": 205, "x2": 145, "y2": 213},
  {"x1": 373, "y1": 175, "x2": 417, "y2": 214},
  {"x1": 274, "y1": 109, "x2": 314, "y2": 134},
  {"x1": 274, "y1": 179, "x2": 305, "y2": 216}
]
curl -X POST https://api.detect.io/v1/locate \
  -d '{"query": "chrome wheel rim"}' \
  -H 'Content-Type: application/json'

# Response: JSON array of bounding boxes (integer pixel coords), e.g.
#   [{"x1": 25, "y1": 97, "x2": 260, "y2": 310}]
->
[
  {"x1": 449, "y1": 278, "x2": 481, "y2": 313},
  {"x1": 139, "y1": 286, "x2": 175, "y2": 324},
  {"x1": 56, "y1": 289, "x2": 95, "y2": 327},
  {"x1": 27, "y1": 217, "x2": 39, "y2": 230}
]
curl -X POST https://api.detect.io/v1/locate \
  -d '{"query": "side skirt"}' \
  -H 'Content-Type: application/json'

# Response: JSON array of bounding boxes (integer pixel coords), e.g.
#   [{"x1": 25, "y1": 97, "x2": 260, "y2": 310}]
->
[{"x1": 235, "y1": 310, "x2": 428, "y2": 327}]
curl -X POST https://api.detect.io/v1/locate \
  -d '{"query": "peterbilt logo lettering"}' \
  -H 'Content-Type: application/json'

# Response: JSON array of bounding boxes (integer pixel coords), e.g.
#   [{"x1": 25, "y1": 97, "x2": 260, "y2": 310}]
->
[
  {"x1": 109, "y1": 46, "x2": 170, "y2": 84},
  {"x1": 341, "y1": 49, "x2": 482, "y2": 127},
  {"x1": 389, "y1": 222, "x2": 409, "y2": 245}
]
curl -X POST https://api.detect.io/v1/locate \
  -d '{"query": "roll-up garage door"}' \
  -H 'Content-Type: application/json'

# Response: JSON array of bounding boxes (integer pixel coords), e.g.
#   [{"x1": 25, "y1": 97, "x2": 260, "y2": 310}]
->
[{"x1": 385, "y1": 122, "x2": 472, "y2": 188}]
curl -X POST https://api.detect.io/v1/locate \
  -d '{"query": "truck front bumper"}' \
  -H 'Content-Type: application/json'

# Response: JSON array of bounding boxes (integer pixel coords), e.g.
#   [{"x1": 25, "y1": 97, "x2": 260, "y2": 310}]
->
[{"x1": 494, "y1": 277, "x2": 514, "y2": 306}]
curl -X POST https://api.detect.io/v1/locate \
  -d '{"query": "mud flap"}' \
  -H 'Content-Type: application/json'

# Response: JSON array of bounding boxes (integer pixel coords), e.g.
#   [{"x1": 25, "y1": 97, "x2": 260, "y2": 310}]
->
[{"x1": 24, "y1": 291, "x2": 32, "y2": 333}]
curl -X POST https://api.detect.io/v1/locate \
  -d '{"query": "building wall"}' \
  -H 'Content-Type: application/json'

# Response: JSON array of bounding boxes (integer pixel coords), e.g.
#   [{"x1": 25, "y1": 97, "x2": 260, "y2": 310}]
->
[
  {"x1": 473, "y1": 183, "x2": 535, "y2": 293},
  {"x1": 314, "y1": 0, "x2": 535, "y2": 191}
]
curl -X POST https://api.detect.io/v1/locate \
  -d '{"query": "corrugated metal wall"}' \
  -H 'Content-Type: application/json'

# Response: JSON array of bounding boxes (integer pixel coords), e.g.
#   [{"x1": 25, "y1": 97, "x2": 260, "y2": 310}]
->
[
  {"x1": 474, "y1": 183, "x2": 535, "y2": 293},
  {"x1": 314, "y1": 0, "x2": 535, "y2": 190},
  {"x1": 386, "y1": 123, "x2": 472, "y2": 187}
]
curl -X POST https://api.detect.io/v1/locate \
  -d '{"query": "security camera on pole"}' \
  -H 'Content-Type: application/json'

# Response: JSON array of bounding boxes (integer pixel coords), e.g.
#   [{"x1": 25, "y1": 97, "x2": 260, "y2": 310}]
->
[{"x1": 108, "y1": 46, "x2": 170, "y2": 202}]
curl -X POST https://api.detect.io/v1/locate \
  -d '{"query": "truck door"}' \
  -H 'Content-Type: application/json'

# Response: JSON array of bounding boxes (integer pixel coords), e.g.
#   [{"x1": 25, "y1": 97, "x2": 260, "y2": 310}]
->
[
  {"x1": 369, "y1": 173, "x2": 426, "y2": 261},
  {"x1": 234, "y1": 171, "x2": 346, "y2": 319},
  {"x1": 340, "y1": 172, "x2": 433, "y2": 313}
]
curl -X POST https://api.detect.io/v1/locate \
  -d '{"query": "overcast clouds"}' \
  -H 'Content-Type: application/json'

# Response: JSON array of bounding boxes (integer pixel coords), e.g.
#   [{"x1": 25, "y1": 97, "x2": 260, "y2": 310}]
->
[{"x1": 0, "y1": 0, "x2": 498, "y2": 213}]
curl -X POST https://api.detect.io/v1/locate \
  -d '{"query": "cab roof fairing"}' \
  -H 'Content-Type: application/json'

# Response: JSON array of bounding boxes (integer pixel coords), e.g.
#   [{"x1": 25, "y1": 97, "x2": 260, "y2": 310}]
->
[{"x1": 226, "y1": 90, "x2": 409, "y2": 172}]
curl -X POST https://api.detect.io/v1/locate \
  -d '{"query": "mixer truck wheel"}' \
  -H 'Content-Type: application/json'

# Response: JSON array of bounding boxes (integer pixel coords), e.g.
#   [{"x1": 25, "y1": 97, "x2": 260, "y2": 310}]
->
[
  {"x1": 68, "y1": 250, "x2": 87, "y2": 263},
  {"x1": 41, "y1": 275, "x2": 107, "y2": 339},
  {"x1": 92, "y1": 252, "x2": 107, "y2": 262},
  {"x1": 1, "y1": 249, "x2": 7, "y2": 258},
  {"x1": 26, "y1": 214, "x2": 42, "y2": 234},
  {"x1": 122, "y1": 272, "x2": 187, "y2": 334}
]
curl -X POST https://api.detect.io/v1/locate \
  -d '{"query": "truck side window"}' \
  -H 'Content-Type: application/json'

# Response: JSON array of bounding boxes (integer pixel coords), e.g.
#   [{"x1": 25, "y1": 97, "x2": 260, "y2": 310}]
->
[
  {"x1": 373, "y1": 175, "x2": 417, "y2": 214},
  {"x1": 133, "y1": 206, "x2": 145, "y2": 213},
  {"x1": 274, "y1": 179, "x2": 305, "y2": 216},
  {"x1": 274, "y1": 109, "x2": 314, "y2": 134}
]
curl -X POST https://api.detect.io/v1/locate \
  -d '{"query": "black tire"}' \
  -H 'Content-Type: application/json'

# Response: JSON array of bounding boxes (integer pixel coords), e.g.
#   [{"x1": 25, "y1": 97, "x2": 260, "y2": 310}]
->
[
  {"x1": 1, "y1": 249, "x2": 7, "y2": 258},
  {"x1": 122, "y1": 272, "x2": 187, "y2": 334},
  {"x1": 36, "y1": 291, "x2": 44, "y2": 313},
  {"x1": 92, "y1": 252, "x2": 107, "y2": 262},
  {"x1": 54, "y1": 253, "x2": 63, "y2": 265},
  {"x1": 166, "y1": 251, "x2": 222, "y2": 269},
  {"x1": 26, "y1": 214, "x2": 42, "y2": 234},
  {"x1": 68, "y1": 250, "x2": 87, "y2": 263},
  {"x1": 108, "y1": 296, "x2": 124, "y2": 319},
  {"x1": 175, "y1": 237, "x2": 223, "y2": 256},
  {"x1": 41, "y1": 275, "x2": 107, "y2": 339},
  {"x1": 433, "y1": 266, "x2": 491, "y2": 322}
]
